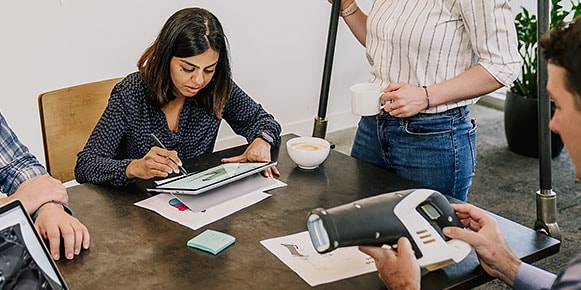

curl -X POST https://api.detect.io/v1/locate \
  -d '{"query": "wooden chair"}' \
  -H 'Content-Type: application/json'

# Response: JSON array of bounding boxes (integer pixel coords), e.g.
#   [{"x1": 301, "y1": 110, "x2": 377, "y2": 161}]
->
[{"x1": 38, "y1": 77, "x2": 123, "y2": 182}]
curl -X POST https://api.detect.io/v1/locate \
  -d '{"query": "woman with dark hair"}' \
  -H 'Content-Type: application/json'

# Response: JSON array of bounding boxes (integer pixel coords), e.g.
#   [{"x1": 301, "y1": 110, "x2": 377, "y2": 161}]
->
[{"x1": 75, "y1": 7, "x2": 281, "y2": 186}]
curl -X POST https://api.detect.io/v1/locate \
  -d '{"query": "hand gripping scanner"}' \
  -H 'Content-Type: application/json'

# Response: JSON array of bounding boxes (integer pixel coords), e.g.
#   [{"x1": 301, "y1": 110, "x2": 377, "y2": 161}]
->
[{"x1": 306, "y1": 189, "x2": 472, "y2": 271}]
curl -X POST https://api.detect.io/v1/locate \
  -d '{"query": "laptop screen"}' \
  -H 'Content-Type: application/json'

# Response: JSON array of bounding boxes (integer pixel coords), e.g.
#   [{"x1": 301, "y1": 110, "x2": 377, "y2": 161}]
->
[{"x1": 0, "y1": 200, "x2": 68, "y2": 289}]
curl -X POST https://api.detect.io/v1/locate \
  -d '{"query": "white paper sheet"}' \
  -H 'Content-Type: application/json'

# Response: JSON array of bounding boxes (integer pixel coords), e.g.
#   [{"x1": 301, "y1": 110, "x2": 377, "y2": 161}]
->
[
  {"x1": 260, "y1": 231, "x2": 377, "y2": 286},
  {"x1": 134, "y1": 176, "x2": 286, "y2": 230}
]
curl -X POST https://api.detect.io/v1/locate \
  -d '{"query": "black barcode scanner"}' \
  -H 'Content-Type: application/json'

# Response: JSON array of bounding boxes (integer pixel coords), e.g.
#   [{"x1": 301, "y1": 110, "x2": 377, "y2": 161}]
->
[{"x1": 306, "y1": 189, "x2": 472, "y2": 271}]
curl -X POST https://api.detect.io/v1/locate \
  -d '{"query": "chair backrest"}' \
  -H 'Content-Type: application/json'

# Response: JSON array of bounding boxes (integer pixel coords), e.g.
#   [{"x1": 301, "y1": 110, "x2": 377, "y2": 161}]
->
[{"x1": 38, "y1": 77, "x2": 123, "y2": 182}]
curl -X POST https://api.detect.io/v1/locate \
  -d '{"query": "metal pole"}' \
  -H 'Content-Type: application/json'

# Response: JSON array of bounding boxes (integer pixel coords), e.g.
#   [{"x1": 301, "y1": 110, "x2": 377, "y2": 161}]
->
[
  {"x1": 534, "y1": 0, "x2": 561, "y2": 240},
  {"x1": 312, "y1": 0, "x2": 342, "y2": 139}
]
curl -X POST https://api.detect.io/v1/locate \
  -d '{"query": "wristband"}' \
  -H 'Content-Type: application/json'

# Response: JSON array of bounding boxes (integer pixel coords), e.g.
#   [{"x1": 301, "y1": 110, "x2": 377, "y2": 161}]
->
[
  {"x1": 32, "y1": 200, "x2": 73, "y2": 220},
  {"x1": 422, "y1": 85, "x2": 431, "y2": 110},
  {"x1": 340, "y1": 1, "x2": 359, "y2": 17},
  {"x1": 40, "y1": 200, "x2": 68, "y2": 209},
  {"x1": 254, "y1": 131, "x2": 274, "y2": 146}
]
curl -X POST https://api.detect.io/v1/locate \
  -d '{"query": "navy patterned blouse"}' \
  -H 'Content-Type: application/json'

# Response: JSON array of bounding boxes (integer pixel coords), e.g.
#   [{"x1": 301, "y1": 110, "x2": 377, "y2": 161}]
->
[{"x1": 74, "y1": 72, "x2": 281, "y2": 186}]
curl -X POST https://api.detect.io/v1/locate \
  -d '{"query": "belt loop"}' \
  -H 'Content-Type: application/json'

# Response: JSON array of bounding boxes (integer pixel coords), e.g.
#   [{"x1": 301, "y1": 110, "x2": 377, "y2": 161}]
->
[{"x1": 458, "y1": 106, "x2": 466, "y2": 120}]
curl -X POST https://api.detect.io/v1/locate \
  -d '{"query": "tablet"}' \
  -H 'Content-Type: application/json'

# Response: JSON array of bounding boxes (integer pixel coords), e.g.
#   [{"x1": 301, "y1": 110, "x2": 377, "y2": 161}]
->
[
  {"x1": 0, "y1": 200, "x2": 69, "y2": 289},
  {"x1": 146, "y1": 161, "x2": 277, "y2": 195}
]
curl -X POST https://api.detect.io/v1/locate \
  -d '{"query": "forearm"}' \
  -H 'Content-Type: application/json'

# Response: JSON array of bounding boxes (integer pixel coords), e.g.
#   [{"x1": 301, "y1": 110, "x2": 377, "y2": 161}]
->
[
  {"x1": 426, "y1": 64, "x2": 503, "y2": 107},
  {"x1": 0, "y1": 195, "x2": 14, "y2": 207},
  {"x1": 493, "y1": 254, "x2": 522, "y2": 288},
  {"x1": 0, "y1": 150, "x2": 46, "y2": 194},
  {"x1": 341, "y1": 3, "x2": 367, "y2": 46},
  {"x1": 75, "y1": 154, "x2": 133, "y2": 186},
  {"x1": 224, "y1": 83, "x2": 282, "y2": 147}
]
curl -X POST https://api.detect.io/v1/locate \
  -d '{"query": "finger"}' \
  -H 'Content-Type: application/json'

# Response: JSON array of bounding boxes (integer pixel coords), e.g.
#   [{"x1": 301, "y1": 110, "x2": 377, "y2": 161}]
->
[
  {"x1": 261, "y1": 168, "x2": 269, "y2": 177},
  {"x1": 166, "y1": 150, "x2": 183, "y2": 173},
  {"x1": 384, "y1": 82, "x2": 403, "y2": 92},
  {"x1": 452, "y1": 203, "x2": 493, "y2": 229},
  {"x1": 222, "y1": 155, "x2": 246, "y2": 163},
  {"x1": 72, "y1": 224, "x2": 85, "y2": 255},
  {"x1": 451, "y1": 203, "x2": 482, "y2": 217},
  {"x1": 382, "y1": 91, "x2": 397, "y2": 103},
  {"x1": 139, "y1": 161, "x2": 170, "y2": 179},
  {"x1": 145, "y1": 162, "x2": 172, "y2": 177},
  {"x1": 271, "y1": 165, "x2": 280, "y2": 176},
  {"x1": 34, "y1": 223, "x2": 42, "y2": 238},
  {"x1": 397, "y1": 237, "x2": 415, "y2": 257},
  {"x1": 358, "y1": 245, "x2": 389, "y2": 263},
  {"x1": 442, "y1": 226, "x2": 481, "y2": 247},
  {"x1": 81, "y1": 223, "x2": 91, "y2": 249},
  {"x1": 60, "y1": 224, "x2": 76, "y2": 260},
  {"x1": 46, "y1": 226, "x2": 62, "y2": 260},
  {"x1": 151, "y1": 158, "x2": 176, "y2": 174}
]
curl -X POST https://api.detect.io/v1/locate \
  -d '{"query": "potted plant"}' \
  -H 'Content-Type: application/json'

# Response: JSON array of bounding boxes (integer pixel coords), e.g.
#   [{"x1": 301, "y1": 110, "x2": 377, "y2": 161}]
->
[{"x1": 504, "y1": 0, "x2": 581, "y2": 158}]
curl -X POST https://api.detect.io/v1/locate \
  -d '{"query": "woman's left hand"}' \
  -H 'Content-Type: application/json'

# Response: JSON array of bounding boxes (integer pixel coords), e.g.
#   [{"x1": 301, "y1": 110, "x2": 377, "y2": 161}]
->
[
  {"x1": 221, "y1": 138, "x2": 279, "y2": 177},
  {"x1": 382, "y1": 82, "x2": 429, "y2": 118}
]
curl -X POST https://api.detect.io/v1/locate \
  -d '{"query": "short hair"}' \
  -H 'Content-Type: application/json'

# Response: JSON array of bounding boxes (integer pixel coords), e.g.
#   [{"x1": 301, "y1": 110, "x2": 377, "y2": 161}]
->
[
  {"x1": 540, "y1": 16, "x2": 581, "y2": 110},
  {"x1": 137, "y1": 7, "x2": 232, "y2": 119}
]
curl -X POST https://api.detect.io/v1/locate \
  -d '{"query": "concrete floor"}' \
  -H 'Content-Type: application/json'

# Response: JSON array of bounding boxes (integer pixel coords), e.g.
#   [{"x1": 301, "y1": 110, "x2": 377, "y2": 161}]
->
[{"x1": 325, "y1": 104, "x2": 580, "y2": 289}]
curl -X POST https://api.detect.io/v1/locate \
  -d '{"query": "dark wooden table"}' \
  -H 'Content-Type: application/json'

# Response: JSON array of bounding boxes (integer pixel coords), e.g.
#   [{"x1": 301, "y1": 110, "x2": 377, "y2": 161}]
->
[{"x1": 57, "y1": 134, "x2": 560, "y2": 289}]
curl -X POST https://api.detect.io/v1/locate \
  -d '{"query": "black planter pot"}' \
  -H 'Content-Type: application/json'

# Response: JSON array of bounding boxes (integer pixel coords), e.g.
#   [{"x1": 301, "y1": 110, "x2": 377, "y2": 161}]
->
[{"x1": 504, "y1": 91, "x2": 564, "y2": 158}]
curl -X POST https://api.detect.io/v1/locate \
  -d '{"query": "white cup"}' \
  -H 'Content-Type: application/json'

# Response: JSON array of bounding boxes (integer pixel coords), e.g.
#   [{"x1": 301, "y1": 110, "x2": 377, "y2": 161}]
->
[
  {"x1": 350, "y1": 83, "x2": 382, "y2": 116},
  {"x1": 286, "y1": 137, "x2": 331, "y2": 170}
]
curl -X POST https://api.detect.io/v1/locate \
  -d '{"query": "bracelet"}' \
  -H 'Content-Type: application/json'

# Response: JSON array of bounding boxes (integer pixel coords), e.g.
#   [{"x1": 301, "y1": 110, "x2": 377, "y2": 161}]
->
[
  {"x1": 32, "y1": 200, "x2": 73, "y2": 220},
  {"x1": 340, "y1": 1, "x2": 359, "y2": 17},
  {"x1": 422, "y1": 85, "x2": 431, "y2": 110},
  {"x1": 39, "y1": 200, "x2": 72, "y2": 215},
  {"x1": 40, "y1": 200, "x2": 67, "y2": 209}
]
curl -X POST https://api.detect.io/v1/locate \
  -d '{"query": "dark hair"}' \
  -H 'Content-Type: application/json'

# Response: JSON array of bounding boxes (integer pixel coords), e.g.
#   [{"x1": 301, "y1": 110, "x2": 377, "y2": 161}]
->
[
  {"x1": 540, "y1": 16, "x2": 581, "y2": 110},
  {"x1": 137, "y1": 7, "x2": 232, "y2": 118}
]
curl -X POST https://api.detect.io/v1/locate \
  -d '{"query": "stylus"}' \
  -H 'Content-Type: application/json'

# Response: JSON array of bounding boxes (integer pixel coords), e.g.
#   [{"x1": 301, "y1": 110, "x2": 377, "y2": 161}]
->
[{"x1": 150, "y1": 133, "x2": 188, "y2": 175}]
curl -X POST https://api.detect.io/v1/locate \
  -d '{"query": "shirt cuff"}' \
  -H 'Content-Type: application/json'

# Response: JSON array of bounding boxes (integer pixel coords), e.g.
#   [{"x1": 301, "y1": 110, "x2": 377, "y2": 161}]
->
[{"x1": 513, "y1": 262, "x2": 556, "y2": 290}]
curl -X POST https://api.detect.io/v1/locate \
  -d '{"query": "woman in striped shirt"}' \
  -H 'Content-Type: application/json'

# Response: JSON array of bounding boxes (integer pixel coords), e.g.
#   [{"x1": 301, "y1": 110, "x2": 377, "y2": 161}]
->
[{"x1": 330, "y1": 0, "x2": 521, "y2": 201}]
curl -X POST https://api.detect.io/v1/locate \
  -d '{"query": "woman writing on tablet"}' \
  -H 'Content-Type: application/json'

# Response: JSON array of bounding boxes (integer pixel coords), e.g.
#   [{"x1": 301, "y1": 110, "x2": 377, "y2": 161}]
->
[{"x1": 75, "y1": 7, "x2": 281, "y2": 186}]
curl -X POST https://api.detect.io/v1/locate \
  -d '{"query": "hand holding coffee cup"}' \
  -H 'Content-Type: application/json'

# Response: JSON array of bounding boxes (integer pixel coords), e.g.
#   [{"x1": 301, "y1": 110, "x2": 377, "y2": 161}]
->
[{"x1": 350, "y1": 83, "x2": 383, "y2": 116}]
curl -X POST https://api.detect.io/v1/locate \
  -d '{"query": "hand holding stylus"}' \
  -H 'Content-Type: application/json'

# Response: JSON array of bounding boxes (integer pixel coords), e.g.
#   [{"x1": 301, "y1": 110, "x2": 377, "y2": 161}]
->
[
  {"x1": 124, "y1": 134, "x2": 187, "y2": 180},
  {"x1": 150, "y1": 133, "x2": 188, "y2": 175}
]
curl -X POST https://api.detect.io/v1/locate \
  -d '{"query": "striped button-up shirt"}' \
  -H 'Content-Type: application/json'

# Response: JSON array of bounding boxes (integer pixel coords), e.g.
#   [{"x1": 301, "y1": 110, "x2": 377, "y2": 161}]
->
[{"x1": 366, "y1": 0, "x2": 521, "y2": 113}]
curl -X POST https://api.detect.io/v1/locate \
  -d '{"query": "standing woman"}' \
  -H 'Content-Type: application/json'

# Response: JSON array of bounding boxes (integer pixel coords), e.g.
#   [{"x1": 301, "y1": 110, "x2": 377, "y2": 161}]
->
[
  {"x1": 75, "y1": 7, "x2": 281, "y2": 186},
  {"x1": 328, "y1": 0, "x2": 521, "y2": 200}
]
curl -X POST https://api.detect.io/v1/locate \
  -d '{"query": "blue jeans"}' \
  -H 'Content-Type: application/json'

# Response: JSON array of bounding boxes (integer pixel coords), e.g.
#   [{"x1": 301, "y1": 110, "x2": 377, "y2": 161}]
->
[{"x1": 350, "y1": 106, "x2": 477, "y2": 201}]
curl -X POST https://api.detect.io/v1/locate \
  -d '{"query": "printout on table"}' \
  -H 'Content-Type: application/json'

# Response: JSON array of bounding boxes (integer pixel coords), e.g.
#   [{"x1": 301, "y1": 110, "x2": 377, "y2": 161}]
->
[
  {"x1": 135, "y1": 175, "x2": 286, "y2": 230},
  {"x1": 260, "y1": 231, "x2": 377, "y2": 286}
]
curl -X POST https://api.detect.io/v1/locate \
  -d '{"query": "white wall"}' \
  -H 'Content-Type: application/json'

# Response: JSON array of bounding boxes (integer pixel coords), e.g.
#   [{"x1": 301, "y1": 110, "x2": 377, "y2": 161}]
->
[
  {"x1": 511, "y1": 0, "x2": 535, "y2": 13},
  {"x1": 0, "y1": 0, "x2": 370, "y2": 165}
]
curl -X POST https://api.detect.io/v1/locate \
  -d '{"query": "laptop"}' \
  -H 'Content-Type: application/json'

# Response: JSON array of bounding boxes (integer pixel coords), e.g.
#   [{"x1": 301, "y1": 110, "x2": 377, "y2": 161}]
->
[
  {"x1": 0, "y1": 200, "x2": 68, "y2": 289},
  {"x1": 146, "y1": 161, "x2": 277, "y2": 195}
]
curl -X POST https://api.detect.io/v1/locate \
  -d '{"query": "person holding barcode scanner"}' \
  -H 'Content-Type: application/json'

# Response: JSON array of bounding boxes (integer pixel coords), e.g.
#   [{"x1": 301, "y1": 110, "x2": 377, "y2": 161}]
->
[
  {"x1": 359, "y1": 17, "x2": 581, "y2": 290},
  {"x1": 75, "y1": 7, "x2": 281, "y2": 187},
  {"x1": 325, "y1": 0, "x2": 521, "y2": 201}
]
